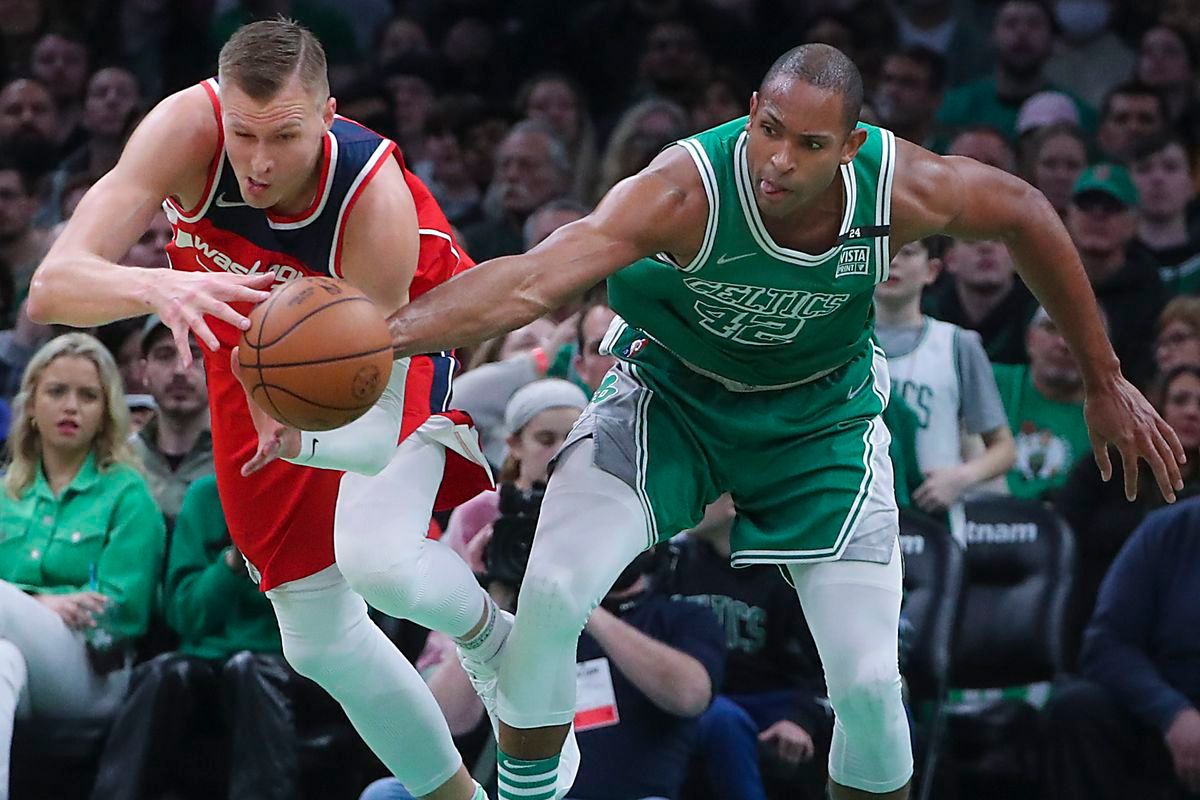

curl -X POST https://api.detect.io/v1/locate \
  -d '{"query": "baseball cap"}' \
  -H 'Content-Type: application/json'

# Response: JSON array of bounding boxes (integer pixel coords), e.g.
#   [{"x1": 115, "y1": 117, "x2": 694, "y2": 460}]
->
[
  {"x1": 504, "y1": 379, "x2": 589, "y2": 435},
  {"x1": 1071, "y1": 163, "x2": 1139, "y2": 208},
  {"x1": 1015, "y1": 91, "x2": 1080, "y2": 136},
  {"x1": 139, "y1": 315, "x2": 171, "y2": 356}
]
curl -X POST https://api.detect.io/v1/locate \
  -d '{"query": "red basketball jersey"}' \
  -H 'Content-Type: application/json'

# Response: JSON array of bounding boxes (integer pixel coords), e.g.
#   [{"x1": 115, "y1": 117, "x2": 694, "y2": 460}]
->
[{"x1": 164, "y1": 79, "x2": 485, "y2": 590}]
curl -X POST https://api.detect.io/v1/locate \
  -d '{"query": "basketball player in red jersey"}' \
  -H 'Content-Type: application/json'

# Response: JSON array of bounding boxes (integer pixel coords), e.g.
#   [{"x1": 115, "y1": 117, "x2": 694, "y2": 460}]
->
[{"x1": 27, "y1": 20, "x2": 567, "y2": 800}]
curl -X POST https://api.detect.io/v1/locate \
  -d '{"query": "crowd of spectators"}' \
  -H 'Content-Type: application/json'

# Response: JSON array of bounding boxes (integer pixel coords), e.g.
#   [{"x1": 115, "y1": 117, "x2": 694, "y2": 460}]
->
[{"x1": 1, "y1": 0, "x2": 1199, "y2": 798}]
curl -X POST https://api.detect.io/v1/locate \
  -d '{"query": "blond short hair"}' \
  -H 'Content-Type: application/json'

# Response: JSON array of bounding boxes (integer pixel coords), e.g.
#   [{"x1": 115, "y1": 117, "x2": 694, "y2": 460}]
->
[{"x1": 218, "y1": 18, "x2": 329, "y2": 101}]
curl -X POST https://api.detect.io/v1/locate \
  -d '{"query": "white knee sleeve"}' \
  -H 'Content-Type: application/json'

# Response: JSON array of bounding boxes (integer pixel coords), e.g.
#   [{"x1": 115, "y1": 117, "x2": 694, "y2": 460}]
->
[
  {"x1": 335, "y1": 435, "x2": 487, "y2": 638},
  {"x1": 788, "y1": 541, "x2": 913, "y2": 794},
  {"x1": 497, "y1": 441, "x2": 649, "y2": 729},
  {"x1": 267, "y1": 566, "x2": 463, "y2": 796}
]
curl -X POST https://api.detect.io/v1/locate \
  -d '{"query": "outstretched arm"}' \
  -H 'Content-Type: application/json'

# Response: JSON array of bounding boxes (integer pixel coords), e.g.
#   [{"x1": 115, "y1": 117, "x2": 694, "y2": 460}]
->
[
  {"x1": 891, "y1": 140, "x2": 1184, "y2": 501},
  {"x1": 28, "y1": 86, "x2": 273, "y2": 364},
  {"x1": 388, "y1": 148, "x2": 707, "y2": 357}
]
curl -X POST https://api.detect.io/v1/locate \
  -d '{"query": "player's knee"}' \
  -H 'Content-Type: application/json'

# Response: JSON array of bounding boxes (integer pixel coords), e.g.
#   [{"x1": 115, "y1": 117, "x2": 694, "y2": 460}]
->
[
  {"x1": 828, "y1": 655, "x2": 903, "y2": 735},
  {"x1": 280, "y1": 635, "x2": 340, "y2": 689},
  {"x1": 516, "y1": 562, "x2": 595, "y2": 641},
  {"x1": 338, "y1": 543, "x2": 424, "y2": 614}
]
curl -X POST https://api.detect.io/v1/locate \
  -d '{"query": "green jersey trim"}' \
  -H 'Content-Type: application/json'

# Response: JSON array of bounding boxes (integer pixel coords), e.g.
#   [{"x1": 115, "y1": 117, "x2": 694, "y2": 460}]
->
[
  {"x1": 733, "y1": 131, "x2": 857, "y2": 266},
  {"x1": 670, "y1": 138, "x2": 720, "y2": 273},
  {"x1": 873, "y1": 128, "x2": 897, "y2": 283}
]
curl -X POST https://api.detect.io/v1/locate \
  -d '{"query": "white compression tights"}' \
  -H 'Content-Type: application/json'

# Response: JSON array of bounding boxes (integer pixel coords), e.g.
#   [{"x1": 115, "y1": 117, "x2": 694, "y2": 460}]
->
[
  {"x1": 787, "y1": 541, "x2": 913, "y2": 794},
  {"x1": 497, "y1": 440, "x2": 912, "y2": 794},
  {"x1": 267, "y1": 434, "x2": 493, "y2": 796},
  {"x1": 497, "y1": 440, "x2": 650, "y2": 729}
]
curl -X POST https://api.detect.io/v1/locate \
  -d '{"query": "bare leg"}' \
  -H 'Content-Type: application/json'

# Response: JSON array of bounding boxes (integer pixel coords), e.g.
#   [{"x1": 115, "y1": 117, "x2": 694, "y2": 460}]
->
[{"x1": 498, "y1": 722, "x2": 571, "y2": 759}]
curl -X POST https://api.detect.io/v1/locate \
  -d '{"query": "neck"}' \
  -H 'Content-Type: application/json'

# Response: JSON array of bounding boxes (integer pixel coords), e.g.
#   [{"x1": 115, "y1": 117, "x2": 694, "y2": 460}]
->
[
  {"x1": 1079, "y1": 248, "x2": 1126, "y2": 284},
  {"x1": 1138, "y1": 214, "x2": 1189, "y2": 250},
  {"x1": 155, "y1": 410, "x2": 208, "y2": 457},
  {"x1": 875, "y1": 298, "x2": 924, "y2": 327},
  {"x1": 273, "y1": 140, "x2": 325, "y2": 216},
  {"x1": 41, "y1": 445, "x2": 89, "y2": 495},
  {"x1": 1033, "y1": 372, "x2": 1084, "y2": 404},
  {"x1": 954, "y1": 276, "x2": 1012, "y2": 324},
  {"x1": 995, "y1": 67, "x2": 1044, "y2": 101}
]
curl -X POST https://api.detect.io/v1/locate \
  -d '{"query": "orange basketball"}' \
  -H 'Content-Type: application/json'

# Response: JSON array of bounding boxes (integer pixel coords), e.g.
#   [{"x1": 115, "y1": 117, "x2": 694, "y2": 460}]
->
[{"x1": 238, "y1": 276, "x2": 393, "y2": 431}]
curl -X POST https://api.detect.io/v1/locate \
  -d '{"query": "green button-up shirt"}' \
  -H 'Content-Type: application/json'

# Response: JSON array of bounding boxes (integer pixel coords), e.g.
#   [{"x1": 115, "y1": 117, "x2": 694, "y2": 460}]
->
[{"x1": 0, "y1": 453, "x2": 166, "y2": 644}]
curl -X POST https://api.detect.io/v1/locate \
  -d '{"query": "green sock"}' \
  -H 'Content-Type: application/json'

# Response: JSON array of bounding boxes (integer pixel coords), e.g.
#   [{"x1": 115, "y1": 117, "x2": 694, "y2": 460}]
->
[{"x1": 497, "y1": 749, "x2": 559, "y2": 800}]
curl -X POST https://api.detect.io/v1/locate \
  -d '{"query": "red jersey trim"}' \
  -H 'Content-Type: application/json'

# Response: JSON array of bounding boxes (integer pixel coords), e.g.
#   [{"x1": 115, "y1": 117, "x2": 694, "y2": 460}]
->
[
  {"x1": 168, "y1": 78, "x2": 225, "y2": 222},
  {"x1": 329, "y1": 139, "x2": 396, "y2": 279},
  {"x1": 264, "y1": 131, "x2": 338, "y2": 229}
]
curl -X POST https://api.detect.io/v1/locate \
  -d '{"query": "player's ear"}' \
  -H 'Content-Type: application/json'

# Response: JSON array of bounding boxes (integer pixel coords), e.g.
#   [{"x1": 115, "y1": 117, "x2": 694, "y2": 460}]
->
[
  {"x1": 322, "y1": 95, "x2": 336, "y2": 129},
  {"x1": 927, "y1": 257, "x2": 943, "y2": 285},
  {"x1": 748, "y1": 91, "x2": 759, "y2": 123},
  {"x1": 840, "y1": 126, "x2": 869, "y2": 165}
]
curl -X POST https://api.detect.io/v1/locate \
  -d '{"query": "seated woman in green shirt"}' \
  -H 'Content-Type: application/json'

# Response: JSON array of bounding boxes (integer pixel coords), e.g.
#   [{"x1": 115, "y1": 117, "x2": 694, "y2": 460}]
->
[{"x1": 0, "y1": 333, "x2": 165, "y2": 795}]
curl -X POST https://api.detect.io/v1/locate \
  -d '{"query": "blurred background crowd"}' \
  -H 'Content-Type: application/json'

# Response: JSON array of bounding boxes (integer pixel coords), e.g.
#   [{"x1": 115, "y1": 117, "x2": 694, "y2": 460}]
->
[{"x1": 1, "y1": 0, "x2": 1200, "y2": 798}]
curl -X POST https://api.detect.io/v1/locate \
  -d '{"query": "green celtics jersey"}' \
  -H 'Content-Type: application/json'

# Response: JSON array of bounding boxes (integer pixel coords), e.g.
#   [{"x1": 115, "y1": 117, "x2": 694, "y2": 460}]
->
[{"x1": 606, "y1": 116, "x2": 897, "y2": 390}]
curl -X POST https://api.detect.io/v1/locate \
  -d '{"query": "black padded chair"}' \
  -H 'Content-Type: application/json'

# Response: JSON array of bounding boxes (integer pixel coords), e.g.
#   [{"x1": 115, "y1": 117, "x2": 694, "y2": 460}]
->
[
  {"x1": 940, "y1": 495, "x2": 1075, "y2": 799},
  {"x1": 898, "y1": 510, "x2": 965, "y2": 800}
]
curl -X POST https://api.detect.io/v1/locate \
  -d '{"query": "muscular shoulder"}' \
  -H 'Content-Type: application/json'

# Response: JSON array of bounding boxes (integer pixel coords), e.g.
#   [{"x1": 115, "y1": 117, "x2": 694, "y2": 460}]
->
[
  {"x1": 887, "y1": 139, "x2": 965, "y2": 244},
  {"x1": 596, "y1": 144, "x2": 709, "y2": 259},
  {"x1": 338, "y1": 153, "x2": 418, "y2": 313},
  {"x1": 119, "y1": 84, "x2": 221, "y2": 201}
]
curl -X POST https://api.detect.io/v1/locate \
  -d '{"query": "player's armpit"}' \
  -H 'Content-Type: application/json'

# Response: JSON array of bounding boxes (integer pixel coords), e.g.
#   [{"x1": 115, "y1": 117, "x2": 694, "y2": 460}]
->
[
  {"x1": 388, "y1": 157, "x2": 705, "y2": 357},
  {"x1": 335, "y1": 153, "x2": 419, "y2": 316}
]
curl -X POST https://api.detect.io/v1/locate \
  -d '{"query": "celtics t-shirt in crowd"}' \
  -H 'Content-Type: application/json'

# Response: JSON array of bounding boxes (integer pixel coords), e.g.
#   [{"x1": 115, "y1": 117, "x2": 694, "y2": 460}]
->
[{"x1": 992, "y1": 364, "x2": 1090, "y2": 500}]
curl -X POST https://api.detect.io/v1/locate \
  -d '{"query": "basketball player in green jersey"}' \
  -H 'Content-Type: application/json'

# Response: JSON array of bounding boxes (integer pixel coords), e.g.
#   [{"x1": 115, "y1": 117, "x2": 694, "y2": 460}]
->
[{"x1": 387, "y1": 45, "x2": 1184, "y2": 799}]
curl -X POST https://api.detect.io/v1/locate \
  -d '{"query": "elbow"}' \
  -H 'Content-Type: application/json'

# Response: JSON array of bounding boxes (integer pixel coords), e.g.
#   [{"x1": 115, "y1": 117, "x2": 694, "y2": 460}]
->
[
  {"x1": 666, "y1": 673, "x2": 713, "y2": 718},
  {"x1": 24, "y1": 273, "x2": 53, "y2": 324},
  {"x1": 997, "y1": 434, "x2": 1017, "y2": 472}
]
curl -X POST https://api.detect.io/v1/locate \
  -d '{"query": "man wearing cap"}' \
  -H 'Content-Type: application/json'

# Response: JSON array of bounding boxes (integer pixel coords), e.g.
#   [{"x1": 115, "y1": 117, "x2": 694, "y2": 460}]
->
[
  {"x1": 1067, "y1": 164, "x2": 1166, "y2": 388},
  {"x1": 130, "y1": 316, "x2": 213, "y2": 524},
  {"x1": 1014, "y1": 91, "x2": 1081, "y2": 140}
]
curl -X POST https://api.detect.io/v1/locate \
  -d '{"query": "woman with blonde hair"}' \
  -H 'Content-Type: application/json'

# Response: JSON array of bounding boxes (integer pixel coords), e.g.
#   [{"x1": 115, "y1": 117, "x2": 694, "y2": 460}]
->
[
  {"x1": 0, "y1": 332, "x2": 164, "y2": 796},
  {"x1": 592, "y1": 98, "x2": 690, "y2": 203}
]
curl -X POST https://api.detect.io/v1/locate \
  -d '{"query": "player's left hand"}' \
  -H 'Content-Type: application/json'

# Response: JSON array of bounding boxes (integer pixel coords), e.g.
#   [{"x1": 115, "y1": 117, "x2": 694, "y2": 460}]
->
[
  {"x1": 1085, "y1": 374, "x2": 1186, "y2": 502},
  {"x1": 230, "y1": 347, "x2": 301, "y2": 475},
  {"x1": 758, "y1": 719, "x2": 815, "y2": 766},
  {"x1": 913, "y1": 467, "x2": 971, "y2": 513}
]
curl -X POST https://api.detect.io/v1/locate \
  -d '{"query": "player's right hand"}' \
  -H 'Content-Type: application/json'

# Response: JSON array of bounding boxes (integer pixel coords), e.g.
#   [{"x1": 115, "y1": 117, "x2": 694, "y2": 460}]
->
[
  {"x1": 229, "y1": 347, "x2": 301, "y2": 475},
  {"x1": 151, "y1": 271, "x2": 275, "y2": 367}
]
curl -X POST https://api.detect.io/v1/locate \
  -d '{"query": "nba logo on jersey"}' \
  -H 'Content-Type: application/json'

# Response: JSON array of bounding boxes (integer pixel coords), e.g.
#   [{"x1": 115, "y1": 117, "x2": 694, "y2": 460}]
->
[
  {"x1": 835, "y1": 246, "x2": 872, "y2": 278},
  {"x1": 622, "y1": 337, "x2": 648, "y2": 359}
]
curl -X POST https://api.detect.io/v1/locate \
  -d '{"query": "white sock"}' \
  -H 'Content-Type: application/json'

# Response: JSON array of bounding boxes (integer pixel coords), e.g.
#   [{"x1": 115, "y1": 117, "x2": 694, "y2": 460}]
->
[{"x1": 456, "y1": 595, "x2": 512, "y2": 663}]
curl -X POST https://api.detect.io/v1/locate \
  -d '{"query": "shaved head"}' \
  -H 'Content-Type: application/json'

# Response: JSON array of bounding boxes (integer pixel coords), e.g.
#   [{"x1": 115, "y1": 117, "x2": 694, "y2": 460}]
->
[{"x1": 760, "y1": 43, "x2": 863, "y2": 131}]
